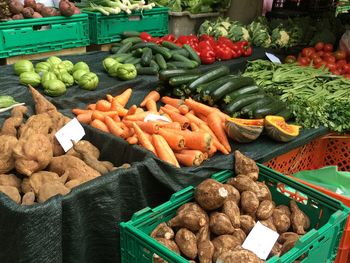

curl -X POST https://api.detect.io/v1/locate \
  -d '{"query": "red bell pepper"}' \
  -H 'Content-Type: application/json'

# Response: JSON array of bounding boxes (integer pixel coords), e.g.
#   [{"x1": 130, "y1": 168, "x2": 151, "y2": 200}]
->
[
  {"x1": 243, "y1": 46, "x2": 253, "y2": 56},
  {"x1": 215, "y1": 44, "x2": 232, "y2": 60},
  {"x1": 140, "y1": 32, "x2": 152, "y2": 41}
]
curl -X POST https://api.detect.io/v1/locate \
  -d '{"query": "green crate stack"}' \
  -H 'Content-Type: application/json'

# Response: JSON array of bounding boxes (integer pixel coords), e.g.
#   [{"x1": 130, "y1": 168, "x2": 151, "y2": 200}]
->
[
  {"x1": 84, "y1": 7, "x2": 169, "y2": 44},
  {"x1": 120, "y1": 164, "x2": 350, "y2": 263},
  {"x1": 0, "y1": 14, "x2": 90, "y2": 58}
]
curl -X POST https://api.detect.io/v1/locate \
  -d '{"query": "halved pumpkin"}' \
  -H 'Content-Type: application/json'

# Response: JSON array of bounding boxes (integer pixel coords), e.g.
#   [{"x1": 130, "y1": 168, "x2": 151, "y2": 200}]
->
[
  {"x1": 264, "y1": 115, "x2": 300, "y2": 142},
  {"x1": 225, "y1": 118, "x2": 264, "y2": 143}
]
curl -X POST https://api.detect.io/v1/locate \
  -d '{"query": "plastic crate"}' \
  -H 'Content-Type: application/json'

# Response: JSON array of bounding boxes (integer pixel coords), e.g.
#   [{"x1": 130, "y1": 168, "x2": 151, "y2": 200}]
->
[
  {"x1": 265, "y1": 133, "x2": 350, "y2": 263},
  {"x1": 0, "y1": 14, "x2": 89, "y2": 59},
  {"x1": 84, "y1": 8, "x2": 168, "y2": 45},
  {"x1": 120, "y1": 164, "x2": 350, "y2": 263}
]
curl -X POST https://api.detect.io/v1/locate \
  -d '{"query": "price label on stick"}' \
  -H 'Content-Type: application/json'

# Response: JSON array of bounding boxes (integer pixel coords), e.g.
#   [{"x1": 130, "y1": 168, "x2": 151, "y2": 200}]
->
[
  {"x1": 144, "y1": 113, "x2": 171, "y2": 123},
  {"x1": 242, "y1": 221, "x2": 279, "y2": 260},
  {"x1": 55, "y1": 118, "x2": 85, "y2": 152},
  {"x1": 265, "y1": 52, "x2": 282, "y2": 64}
]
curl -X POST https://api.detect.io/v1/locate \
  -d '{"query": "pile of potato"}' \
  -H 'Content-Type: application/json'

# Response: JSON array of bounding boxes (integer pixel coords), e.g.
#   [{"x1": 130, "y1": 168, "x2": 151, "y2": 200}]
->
[
  {"x1": 150, "y1": 151, "x2": 310, "y2": 263},
  {"x1": 0, "y1": 86, "x2": 129, "y2": 205}
]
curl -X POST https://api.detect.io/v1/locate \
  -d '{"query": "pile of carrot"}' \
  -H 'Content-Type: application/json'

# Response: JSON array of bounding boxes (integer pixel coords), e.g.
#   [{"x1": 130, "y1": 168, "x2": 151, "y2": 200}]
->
[{"x1": 72, "y1": 88, "x2": 232, "y2": 167}]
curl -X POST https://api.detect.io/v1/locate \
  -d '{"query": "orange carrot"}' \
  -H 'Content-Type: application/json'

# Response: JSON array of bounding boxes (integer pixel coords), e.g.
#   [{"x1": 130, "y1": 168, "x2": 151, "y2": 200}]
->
[
  {"x1": 110, "y1": 98, "x2": 128, "y2": 116},
  {"x1": 126, "y1": 105, "x2": 137, "y2": 116},
  {"x1": 115, "y1": 88, "x2": 132, "y2": 107},
  {"x1": 136, "y1": 107, "x2": 144, "y2": 114},
  {"x1": 207, "y1": 112, "x2": 231, "y2": 153},
  {"x1": 91, "y1": 110, "x2": 119, "y2": 121},
  {"x1": 156, "y1": 122, "x2": 182, "y2": 130},
  {"x1": 161, "y1": 96, "x2": 184, "y2": 107},
  {"x1": 184, "y1": 98, "x2": 228, "y2": 120},
  {"x1": 197, "y1": 112, "x2": 208, "y2": 123},
  {"x1": 164, "y1": 104, "x2": 180, "y2": 113},
  {"x1": 145, "y1": 99, "x2": 158, "y2": 112},
  {"x1": 87, "y1": 104, "x2": 96, "y2": 110},
  {"x1": 124, "y1": 121, "x2": 160, "y2": 134},
  {"x1": 76, "y1": 112, "x2": 92, "y2": 124},
  {"x1": 190, "y1": 122, "x2": 200, "y2": 132},
  {"x1": 158, "y1": 128, "x2": 185, "y2": 151},
  {"x1": 95, "y1": 100, "x2": 111, "y2": 111},
  {"x1": 140, "y1": 91, "x2": 160, "y2": 107},
  {"x1": 132, "y1": 123, "x2": 156, "y2": 155},
  {"x1": 124, "y1": 111, "x2": 152, "y2": 121},
  {"x1": 152, "y1": 134, "x2": 179, "y2": 167},
  {"x1": 106, "y1": 94, "x2": 114, "y2": 103},
  {"x1": 127, "y1": 136, "x2": 138, "y2": 145},
  {"x1": 160, "y1": 107, "x2": 189, "y2": 129},
  {"x1": 113, "y1": 114, "x2": 121, "y2": 122},
  {"x1": 105, "y1": 116, "x2": 127, "y2": 138},
  {"x1": 91, "y1": 119, "x2": 109, "y2": 133},
  {"x1": 72, "y1": 108, "x2": 91, "y2": 116},
  {"x1": 178, "y1": 104, "x2": 189, "y2": 115},
  {"x1": 199, "y1": 123, "x2": 229, "y2": 155},
  {"x1": 177, "y1": 149, "x2": 204, "y2": 163},
  {"x1": 207, "y1": 142, "x2": 217, "y2": 157},
  {"x1": 174, "y1": 150, "x2": 203, "y2": 167},
  {"x1": 185, "y1": 112, "x2": 206, "y2": 126}
]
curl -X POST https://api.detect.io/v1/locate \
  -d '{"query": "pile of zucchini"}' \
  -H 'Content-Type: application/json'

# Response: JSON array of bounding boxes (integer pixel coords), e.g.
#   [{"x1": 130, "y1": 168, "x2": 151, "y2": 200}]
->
[
  {"x1": 160, "y1": 66, "x2": 291, "y2": 120},
  {"x1": 109, "y1": 32, "x2": 201, "y2": 75}
]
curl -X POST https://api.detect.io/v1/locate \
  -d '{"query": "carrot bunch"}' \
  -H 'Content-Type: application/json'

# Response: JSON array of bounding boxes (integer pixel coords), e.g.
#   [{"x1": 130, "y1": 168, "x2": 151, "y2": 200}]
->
[{"x1": 72, "y1": 89, "x2": 232, "y2": 167}]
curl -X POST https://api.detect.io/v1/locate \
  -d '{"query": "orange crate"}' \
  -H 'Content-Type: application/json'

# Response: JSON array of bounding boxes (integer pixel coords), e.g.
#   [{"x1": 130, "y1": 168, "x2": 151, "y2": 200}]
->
[{"x1": 264, "y1": 133, "x2": 350, "y2": 263}]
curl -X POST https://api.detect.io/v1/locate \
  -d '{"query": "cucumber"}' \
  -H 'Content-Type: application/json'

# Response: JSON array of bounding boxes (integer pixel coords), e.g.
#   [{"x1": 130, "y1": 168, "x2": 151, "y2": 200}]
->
[
  {"x1": 131, "y1": 42, "x2": 156, "y2": 50},
  {"x1": 122, "y1": 31, "x2": 140, "y2": 38},
  {"x1": 121, "y1": 37, "x2": 142, "y2": 44},
  {"x1": 125, "y1": 57, "x2": 141, "y2": 65},
  {"x1": 137, "y1": 67, "x2": 158, "y2": 75},
  {"x1": 253, "y1": 101, "x2": 286, "y2": 119},
  {"x1": 224, "y1": 94, "x2": 266, "y2": 116},
  {"x1": 223, "y1": 85, "x2": 261, "y2": 104},
  {"x1": 182, "y1": 44, "x2": 201, "y2": 65},
  {"x1": 170, "y1": 61, "x2": 198, "y2": 69},
  {"x1": 149, "y1": 45, "x2": 172, "y2": 60},
  {"x1": 169, "y1": 74, "x2": 201, "y2": 86},
  {"x1": 275, "y1": 107, "x2": 293, "y2": 121},
  {"x1": 159, "y1": 68, "x2": 202, "y2": 81},
  {"x1": 199, "y1": 75, "x2": 238, "y2": 101},
  {"x1": 116, "y1": 42, "x2": 133, "y2": 54},
  {"x1": 132, "y1": 48, "x2": 144, "y2": 57},
  {"x1": 172, "y1": 53, "x2": 195, "y2": 64},
  {"x1": 173, "y1": 87, "x2": 185, "y2": 98},
  {"x1": 170, "y1": 49, "x2": 190, "y2": 57},
  {"x1": 188, "y1": 66, "x2": 230, "y2": 92},
  {"x1": 162, "y1": 41, "x2": 181, "y2": 50},
  {"x1": 111, "y1": 43, "x2": 123, "y2": 48},
  {"x1": 110, "y1": 46, "x2": 120, "y2": 54},
  {"x1": 155, "y1": 54, "x2": 167, "y2": 70},
  {"x1": 111, "y1": 53, "x2": 133, "y2": 63},
  {"x1": 150, "y1": 60, "x2": 159, "y2": 71},
  {"x1": 166, "y1": 63, "x2": 177, "y2": 69},
  {"x1": 240, "y1": 97, "x2": 274, "y2": 117},
  {"x1": 210, "y1": 77, "x2": 256, "y2": 103},
  {"x1": 141, "y1": 47, "x2": 152, "y2": 66}
]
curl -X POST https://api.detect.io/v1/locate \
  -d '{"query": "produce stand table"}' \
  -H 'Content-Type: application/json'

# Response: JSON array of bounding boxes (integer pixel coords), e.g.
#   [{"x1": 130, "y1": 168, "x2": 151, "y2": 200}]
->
[{"x1": 0, "y1": 49, "x2": 328, "y2": 263}]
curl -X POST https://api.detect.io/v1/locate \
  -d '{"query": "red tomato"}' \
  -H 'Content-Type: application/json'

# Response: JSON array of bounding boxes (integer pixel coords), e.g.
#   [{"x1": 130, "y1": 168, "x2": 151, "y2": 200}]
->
[
  {"x1": 337, "y1": 59, "x2": 347, "y2": 67},
  {"x1": 334, "y1": 50, "x2": 347, "y2": 61},
  {"x1": 342, "y1": 64, "x2": 350, "y2": 74},
  {"x1": 332, "y1": 70, "x2": 341, "y2": 75},
  {"x1": 284, "y1": 55, "x2": 297, "y2": 63},
  {"x1": 313, "y1": 57, "x2": 323, "y2": 65},
  {"x1": 316, "y1": 51, "x2": 325, "y2": 57},
  {"x1": 324, "y1": 56, "x2": 336, "y2": 63},
  {"x1": 315, "y1": 42, "x2": 324, "y2": 51},
  {"x1": 309, "y1": 53, "x2": 319, "y2": 60},
  {"x1": 323, "y1": 43, "x2": 334, "y2": 52},
  {"x1": 298, "y1": 57, "x2": 309, "y2": 66},
  {"x1": 344, "y1": 74, "x2": 350, "y2": 79},
  {"x1": 326, "y1": 62, "x2": 337, "y2": 71},
  {"x1": 302, "y1": 47, "x2": 316, "y2": 57}
]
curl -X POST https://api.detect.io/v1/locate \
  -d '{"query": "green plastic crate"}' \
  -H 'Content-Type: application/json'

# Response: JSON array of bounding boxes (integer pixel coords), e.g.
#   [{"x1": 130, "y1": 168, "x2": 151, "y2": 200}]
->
[
  {"x1": 0, "y1": 14, "x2": 89, "y2": 58},
  {"x1": 84, "y1": 8, "x2": 168, "y2": 44},
  {"x1": 120, "y1": 164, "x2": 350, "y2": 263}
]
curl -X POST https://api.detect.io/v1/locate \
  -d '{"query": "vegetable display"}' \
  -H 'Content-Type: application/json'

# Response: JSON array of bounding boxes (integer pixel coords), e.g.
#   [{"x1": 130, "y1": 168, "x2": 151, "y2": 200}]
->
[
  {"x1": 148, "y1": 0, "x2": 230, "y2": 13},
  {"x1": 149, "y1": 151, "x2": 310, "y2": 262},
  {"x1": 0, "y1": 0, "x2": 80, "y2": 21},
  {"x1": 0, "y1": 86, "x2": 129, "y2": 205},
  {"x1": 13, "y1": 57, "x2": 99, "y2": 96},
  {"x1": 243, "y1": 60, "x2": 350, "y2": 133},
  {"x1": 81, "y1": 0, "x2": 155, "y2": 15}
]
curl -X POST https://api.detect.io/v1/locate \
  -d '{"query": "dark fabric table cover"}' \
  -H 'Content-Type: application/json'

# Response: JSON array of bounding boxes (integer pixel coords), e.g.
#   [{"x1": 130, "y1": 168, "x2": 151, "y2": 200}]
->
[{"x1": 0, "y1": 49, "x2": 328, "y2": 263}]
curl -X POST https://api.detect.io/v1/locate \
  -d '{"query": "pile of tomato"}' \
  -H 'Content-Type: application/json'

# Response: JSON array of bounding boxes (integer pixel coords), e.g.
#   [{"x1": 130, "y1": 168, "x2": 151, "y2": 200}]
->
[
  {"x1": 139, "y1": 32, "x2": 253, "y2": 65},
  {"x1": 285, "y1": 42, "x2": 350, "y2": 79}
]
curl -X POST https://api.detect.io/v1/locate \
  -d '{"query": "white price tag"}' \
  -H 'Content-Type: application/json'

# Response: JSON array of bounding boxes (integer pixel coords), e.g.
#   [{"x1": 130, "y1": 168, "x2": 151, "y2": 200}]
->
[
  {"x1": 0, "y1": 103, "x2": 25, "y2": 113},
  {"x1": 242, "y1": 221, "x2": 279, "y2": 260},
  {"x1": 265, "y1": 52, "x2": 282, "y2": 64},
  {"x1": 55, "y1": 118, "x2": 85, "y2": 152},
  {"x1": 144, "y1": 113, "x2": 171, "y2": 123},
  {"x1": 336, "y1": 188, "x2": 344, "y2": 194}
]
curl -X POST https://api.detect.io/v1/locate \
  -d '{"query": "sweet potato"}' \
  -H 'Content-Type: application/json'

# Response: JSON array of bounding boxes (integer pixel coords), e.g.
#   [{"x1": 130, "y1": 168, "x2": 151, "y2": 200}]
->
[
  {"x1": 222, "y1": 200, "x2": 240, "y2": 228},
  {"x1": 239, "y1": 215, "x2": 256, "y2": 235},
  {"x1": 154, "y1": 238, "x2": 180, "y2": 263},
  {"x1": 227, "y1": 175, "x2": 260, "y2": 194},
  {"x1": 209, "y1": 212, "x2": 235, "y2": 235},
  {"x1": 29, "y1": 171, "x2": 63, "y2": 194},
  {"x1": 37, "y1": 181, "x2": 70, "y2": 203},
  {"x1": 260, "y1": 217, "x2": 277, "y2": 232},
  {"x1": 176, "y1": 202, "x2": 209, "y2": 222},
  {"x1": 234, "y1": 150, "x2": 259, "y2": 181},
  {"x1": 18, "y1": 113, "x2": 53, "y2": 139},
  {"x1": 280, "y1": 237, "x2": 298, "y2": 256},
  {"x1": 197, "y1": 225, "x2": 214, "y2": 263},
  {"x1": 275, "y1": 205, "x2": 291, "y2": 217},
  {"x1": 150, "y1": 222, "x2": 174, "y2": 240},
  {"x1": 256, "y1": 181, "x2": 272, "y2": 201},
  {"x1": 0, "y1": 174, "x2": 21, "y2": 190},
  {"x1": 194, "y1": 179, "x2": 228, "y2": 211},
  {"x1": 290, "y1": 200, "x2": 307, "y2": 234},
  {"x1": 13, "y1": 133, "x2": 53, "y2": 176},
  {"x1": 168, "y1": 211, "x2": 207, "y2": 233},
  {"x1": 66, "y1": 140, "x2": 100, "y2": 159},
  {"x1": 278, "y1": 232, "x2": 299, "y2": 244},
  {"x1": 256, "y1": 200, "x2": 275, "y2": 220},
  {"x1": 216, "y1": 247, "x2": 262, "y2": 263},
  {"x1": 0, "y1": 185, "x2": 21, "y2": 203},
  {"x1": 272, "y1": 208, "x2": 291, "y2": 234},
  {"x1": 212, "y1": 235, "x2": 241, "y2": 262},
  {"x1": 223, "y1": 184, "x2": 240, "y2": 204},
  {"x1": 21, "y1": 178, "x2": 33, "y2": 193},
  {"x1": 0, "y1": 105, "x2": 27, "y2": 137},
  {"x1": 269, "y1": 242, "x2": 282, "y2": 258},
  {"x1": 21, "y1": 191, "x2": 35, "y2": 206},
  {"x1": 175, "y1": 228, "x2": 197, "y2": 259},
  {"x1": 28, "y1": 85, "x2": 57, "y2": 114},
  {"x1": 101, "y1": 161, "x2": 115, "y2": 171},
  {"x1": 79, "y1": 151, "x2": 109, "y2": 174},
  {"x1": 240, "y1": 191, "x2": 259, "y2": 214},
  {"x1": 0, "y1": 135, "x2": 18, "y2": 173},
  {"x1": 231, "y1": 228, "x2": 246, "y2": 244}
]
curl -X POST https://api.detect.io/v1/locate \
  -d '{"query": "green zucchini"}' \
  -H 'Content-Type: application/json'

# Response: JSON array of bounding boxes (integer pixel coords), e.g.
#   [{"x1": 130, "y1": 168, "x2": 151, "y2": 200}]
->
[
  {"x1": 252, "y1": 101, "x2": 286, "y2": 119},
  {"x1": 111, "y1": 53, "x2": 133, "y2": 63},
  {"x1": 170, "y1": 49, "x2": 190, "y2": 57},
  {"x1": 149, "y1": 45, "x2": 172, "y2": 60},
  {"x1": 159, "y1": 68, "x2": 202, "y2": 81},
  {"x1": 162, "y1": 41, "x2": 181, "y2": 50},
  {"x1": 172, "y1": 53, "x2": 195, "y2": 64},
  {"x1": 240, "y1": 97, "x2": 274, "y2": 117},
  {"x1": 223, "y1": 85, "x2": 260, "y2": 104},
  {"x1": 173, "y1": 87, "x2": 185, "y2": 98},
  {"x1": 150, "y1": 60, "x2": 159, "y2": 71},
  {"x1": 169, "y1": 74, "x2": 201, "y2": 86},
  {"x1": 116, "y1": 42, "x2": 133, "y2": 54},
  {"x1": 182, "y1": 44, "x2": 201, "y2": 65},
  {"x1": 131, "y1": 42, "x2": 156, "y2": 50},
  {"x1": 188, "y1": 66, "x2": 230, "y2": 92},
  {"x1": 141, "y1": 48, "x2": 152, "y2": 66},
  {"x1": 224, "y1": 94, "x2": 266, "y2": 115},
  {"x1": 210, "y1": 77, "x2": 256, "y2": 103},
  {"x1": 121, "y1": 37, "x2": 142, "y2": 44},
  {"x1": 155, "y1": 54, "x2": 167, "y2": 70},
  {"x1": 199, "y1": 75, "x2": 238, "y2": 101},
  {"x1": 122, "y1": 31, "x2": 140, "y2": 38},
  {"x1": 137, "y1": 67, "x2": 158, "y2": 75},
  {"x1": 275, "y1": 107, "x2": 293, "y2": 121},
  {"x1": 170, "y1": 61, "x2": 198, "y2": 69},
  {"x1": 166, "y1": 63, "x2": 177, "y2": 69}
]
